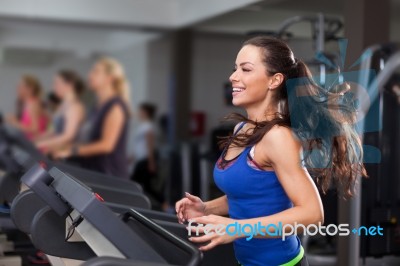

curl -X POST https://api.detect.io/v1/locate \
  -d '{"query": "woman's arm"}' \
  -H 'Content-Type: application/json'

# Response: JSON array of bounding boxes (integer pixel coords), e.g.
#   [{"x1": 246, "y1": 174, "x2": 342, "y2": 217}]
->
[
  {"x1": 238, "y1": 125, "x2": 324, "y2": 238},
  {"x1": 204, "y1": 195, "x2": 229, "y2": 216},
  {"x1": 36, "y1": 104, "x2": 84, "y2": 151},
  {"x1": 34, "y1": 130, "x2": 55, "y2": 142},
  {"x1": 74, "y1": 104, "x2": 125, "y2": 156}
]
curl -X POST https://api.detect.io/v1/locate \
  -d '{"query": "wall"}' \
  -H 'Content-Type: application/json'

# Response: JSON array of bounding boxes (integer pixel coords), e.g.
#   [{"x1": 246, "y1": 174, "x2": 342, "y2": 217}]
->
[
  {"x1": 146, "y1": 34, "x2": 173, "y2": 116},
  {"x1": 190, "y1": 32, "x2": 244, "y2": 136},
  {"x1": 0, "y1": 41, "x2": 148, "y2": 111},
  {"x1": 112, "y1": 42, "x2": 148, "y2": 111}
]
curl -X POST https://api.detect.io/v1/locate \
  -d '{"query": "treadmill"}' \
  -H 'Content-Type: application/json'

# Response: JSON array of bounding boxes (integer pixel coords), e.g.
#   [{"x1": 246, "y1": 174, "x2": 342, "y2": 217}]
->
[
  {"x1": 0, "y1": 124, "x2": 151, "y2": 209},
  {"x1": 0, "y1": 124, "x2": 150, "y2": 265},
  {"x1": 19, "y1": 163, "x2": 202, "y2": 266},
  {"x1": 11, "y1": 188, "x2": 236, "y2": 266}
]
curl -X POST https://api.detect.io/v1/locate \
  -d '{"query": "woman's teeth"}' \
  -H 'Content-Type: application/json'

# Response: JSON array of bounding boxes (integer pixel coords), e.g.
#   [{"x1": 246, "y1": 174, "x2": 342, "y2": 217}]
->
[{"x1": 233, "y1": 88, "x2": 245, "y2": 92}]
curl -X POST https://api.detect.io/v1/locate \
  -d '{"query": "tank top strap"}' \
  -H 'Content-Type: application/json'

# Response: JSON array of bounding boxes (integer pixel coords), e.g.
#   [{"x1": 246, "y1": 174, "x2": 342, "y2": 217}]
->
[
  {"x1": 234, "y1": 121, "x2": 246, "y2": 135},
  {"x1": 218, "y1": 121, "x2": 246, "y2": 164},
  {"x1": 221, "y1": 122, "x2": 246, "y2": 153}
]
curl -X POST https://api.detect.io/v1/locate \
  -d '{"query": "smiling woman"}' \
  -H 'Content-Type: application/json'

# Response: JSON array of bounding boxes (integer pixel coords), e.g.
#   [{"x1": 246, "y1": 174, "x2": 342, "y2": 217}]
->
[{"x1": 176, "y1": 36, "x2": 367, "y2": 266}]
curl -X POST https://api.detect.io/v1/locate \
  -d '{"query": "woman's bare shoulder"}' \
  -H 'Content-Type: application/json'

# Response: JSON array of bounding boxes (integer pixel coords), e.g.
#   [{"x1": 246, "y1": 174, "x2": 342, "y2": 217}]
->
[{"x1": 260, "y1": 125, "x2": 300, "y2": 152}]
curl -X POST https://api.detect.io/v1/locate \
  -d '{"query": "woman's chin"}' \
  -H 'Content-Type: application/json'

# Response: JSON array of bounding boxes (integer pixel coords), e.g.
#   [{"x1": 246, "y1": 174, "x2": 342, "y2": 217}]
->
[{"x1": 232, "y1": 99, "x2": 245, "y2": 107}]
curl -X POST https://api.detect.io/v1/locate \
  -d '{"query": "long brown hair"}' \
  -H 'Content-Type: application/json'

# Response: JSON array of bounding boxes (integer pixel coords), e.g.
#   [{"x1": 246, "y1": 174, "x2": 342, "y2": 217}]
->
[{"x1": 221, "y1": 36, "x2": 367, "y2": 198}]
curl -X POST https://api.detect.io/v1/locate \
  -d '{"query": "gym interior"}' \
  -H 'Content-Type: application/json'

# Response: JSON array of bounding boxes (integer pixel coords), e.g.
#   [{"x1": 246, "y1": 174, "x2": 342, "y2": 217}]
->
[{"x1": 0, "y1": 0, "x2": 399, "y2": 265}]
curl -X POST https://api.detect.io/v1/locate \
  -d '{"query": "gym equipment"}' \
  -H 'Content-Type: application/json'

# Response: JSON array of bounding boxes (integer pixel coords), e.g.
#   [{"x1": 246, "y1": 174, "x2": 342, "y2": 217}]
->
[
  {"x1": 0, "y1": 124, "x2": 150, "y2": 209},
  {"x1": 0, "y1": 124, "x2": 150, "y2": 265},
  {"x1": 12, "y1": 187, "x2": 237, "y2": 265},
  {"x1": 20, "y1": 163, "x2": 202, "y2": 265},
  {"x1": 11, "y1": 190, "x2": 176, "y2": 235},
  {"x1": 248, "y1": 13, "x2": 343, "y2": 87},
  {"x1": 360, "y1": 49, "x2": 400, "y2": 258},
  {"x1": 301, "y1": 44, "x2": 400, "y2": 266}
]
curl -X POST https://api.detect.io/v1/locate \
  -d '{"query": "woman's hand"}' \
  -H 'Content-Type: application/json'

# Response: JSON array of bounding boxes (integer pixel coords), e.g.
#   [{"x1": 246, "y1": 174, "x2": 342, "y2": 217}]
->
[
  {"x1": 175, "y1": 192, "x2": 206, "y2": 224},
  {"x1": 35, "y1": 141, "x2": 46, "y2": 151},
  {"x1": 187, "y1": 215, "x2": 238, "y2": 251},
  {"x1": 52, "y1": 148, "x2": 72, "y2": 160}
]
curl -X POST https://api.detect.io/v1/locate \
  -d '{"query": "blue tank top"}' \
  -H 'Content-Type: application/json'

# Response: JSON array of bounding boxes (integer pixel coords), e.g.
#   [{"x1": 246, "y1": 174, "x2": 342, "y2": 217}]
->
[{"x1": 213, "y1": 123, "x2": 302, "y2": 266}]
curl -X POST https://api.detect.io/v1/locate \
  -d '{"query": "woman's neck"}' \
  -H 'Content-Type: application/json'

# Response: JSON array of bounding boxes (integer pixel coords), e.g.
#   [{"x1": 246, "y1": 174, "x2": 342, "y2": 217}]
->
[
  {"x1": 246, "y1": 100, "x2": 278, "y2": 122},
  {"x1": 96, "y1": 86, "x2": 116, "y2": 105},
  {"x1": 63, "y1": 91, "x2": 76, "y2": 104}
]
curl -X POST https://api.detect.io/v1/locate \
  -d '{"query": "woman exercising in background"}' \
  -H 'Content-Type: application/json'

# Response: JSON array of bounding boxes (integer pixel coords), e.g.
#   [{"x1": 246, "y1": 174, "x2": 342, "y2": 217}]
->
[
  {"x1": 176, "y1": 36, "x2": 366, "y2": 266},
  {"x1": 6, "y1": 75, "x2": 48, "y2": 140},
  {"x1": 35, "y1": 70, "x2": 85, "y2": 154},
  {"x1": 54, "y1": 57, "x2": 131, "y2": 179}
]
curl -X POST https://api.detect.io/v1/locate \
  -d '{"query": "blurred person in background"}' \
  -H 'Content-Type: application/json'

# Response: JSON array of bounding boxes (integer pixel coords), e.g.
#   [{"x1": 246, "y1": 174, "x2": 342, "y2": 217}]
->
[
  {"x1": 35, "y1": 70, "x2": 86, "y2": 154},
  {"x1": 54, "y1": 57, "x2": 131, "y2": 179},
  {"x1": 44, "y1": 92, "x2": 62, "y2": 115},
  {"x1": 6, "y1": 75, "x2": 48, "y2": 140},
  {"x1": 130, "y1": 103, "x2": 169, "y2": 211}
]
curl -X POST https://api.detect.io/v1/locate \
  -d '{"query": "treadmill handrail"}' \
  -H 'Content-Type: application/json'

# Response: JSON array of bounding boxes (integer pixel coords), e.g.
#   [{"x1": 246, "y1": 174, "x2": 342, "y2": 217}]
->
[
  {"x1": 47, "y1": 166, "x2": 166, "y2": 261},
  {"x1": 55, "y1": 162, "x2": 143, "y2": 192},
  {"x1": 0, "y1": 141, "x2": 20, "y2": 174},
  {"x1": 1, "y1": 125, "x2": 48, "y2": 162},
  {"x1": 47, "y1": 166, "x2": 201, "y2": 264},
  {"x1": 122, "y1": 209, "x2": 202, "y2": 266}
]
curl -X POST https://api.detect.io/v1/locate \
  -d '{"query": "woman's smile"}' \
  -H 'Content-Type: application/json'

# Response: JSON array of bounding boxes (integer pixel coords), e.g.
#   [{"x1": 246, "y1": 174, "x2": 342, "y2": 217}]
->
[{"x1": 232, "y1": 87, "x2": 246, "y2": 97}]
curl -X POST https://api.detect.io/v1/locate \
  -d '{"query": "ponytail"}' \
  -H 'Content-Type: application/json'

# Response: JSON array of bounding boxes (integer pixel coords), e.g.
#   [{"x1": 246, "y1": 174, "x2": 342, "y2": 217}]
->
[
  {"x1": 221, "y1": 36, "x2": 367, "y2": 199},
  {"x1": 113, "y1": 75, "x2": 130, "y2": 105}
]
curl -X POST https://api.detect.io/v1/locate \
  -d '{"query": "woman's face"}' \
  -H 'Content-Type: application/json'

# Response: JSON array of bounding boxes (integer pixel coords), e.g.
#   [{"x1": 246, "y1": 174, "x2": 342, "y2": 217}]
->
[
  {"x1": 229, "y1": 45, "x2": 271, "y2": 108},
  {"x1": 17, "y1": 80, "x2": 31, "y2": 100},
  {"x1": 88, "y1": 62, "x2": 111, "y2": 92},
  {"x1": 53, "y1": 75, "x2": 69, "y2": 98}
]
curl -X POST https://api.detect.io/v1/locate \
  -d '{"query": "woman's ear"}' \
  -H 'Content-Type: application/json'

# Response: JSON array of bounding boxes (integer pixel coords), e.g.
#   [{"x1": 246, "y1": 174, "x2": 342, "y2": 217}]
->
[{"x1": 269, "y1": 73, "x2": 285, "y2": 90}]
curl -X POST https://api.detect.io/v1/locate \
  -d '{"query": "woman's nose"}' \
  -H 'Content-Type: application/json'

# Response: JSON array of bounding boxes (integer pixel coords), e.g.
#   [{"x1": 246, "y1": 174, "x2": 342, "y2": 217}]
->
[{"x1": 229, "y1": 70, "x2": 239, "y2": 83}]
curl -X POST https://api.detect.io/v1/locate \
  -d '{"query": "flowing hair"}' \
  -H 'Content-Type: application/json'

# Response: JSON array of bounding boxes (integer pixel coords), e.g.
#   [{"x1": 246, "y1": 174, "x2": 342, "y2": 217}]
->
[{"x1": 220, "y1": 36, "x2": 367, "y2": 199}]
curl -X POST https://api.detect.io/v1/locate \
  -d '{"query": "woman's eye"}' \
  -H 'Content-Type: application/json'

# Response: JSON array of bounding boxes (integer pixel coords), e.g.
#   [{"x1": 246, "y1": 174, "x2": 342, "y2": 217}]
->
[{"x1": 242, "y1": 68, "x2": 251, "y2": 72}]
